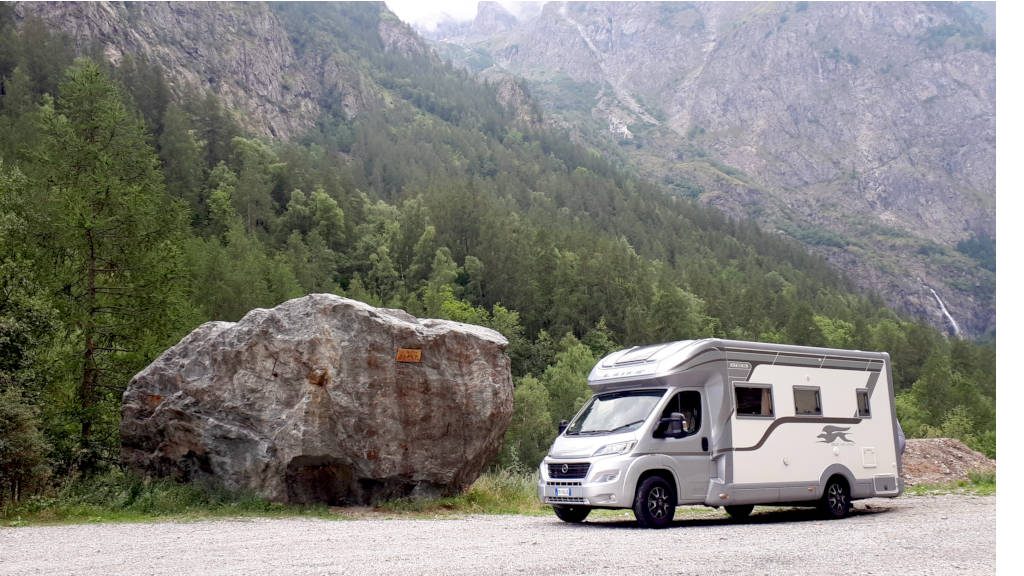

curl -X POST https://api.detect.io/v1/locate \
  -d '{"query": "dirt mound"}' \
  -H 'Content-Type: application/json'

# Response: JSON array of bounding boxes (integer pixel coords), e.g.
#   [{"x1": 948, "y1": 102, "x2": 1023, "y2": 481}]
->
[{"x1": 901, "y1": 438, "x2": 995, "y2": 486}]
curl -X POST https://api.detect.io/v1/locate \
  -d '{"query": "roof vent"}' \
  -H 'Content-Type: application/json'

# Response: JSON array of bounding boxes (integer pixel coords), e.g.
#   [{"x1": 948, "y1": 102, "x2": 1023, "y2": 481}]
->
[{"x1": 603, "y1": 343, "x2": 669, "y2": 367}]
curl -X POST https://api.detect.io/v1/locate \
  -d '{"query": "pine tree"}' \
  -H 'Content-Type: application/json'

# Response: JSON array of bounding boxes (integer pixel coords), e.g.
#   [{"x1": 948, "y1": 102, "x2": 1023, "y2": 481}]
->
[{"x1": 20, "y1": 59, "x2": 191, "y2": 470}]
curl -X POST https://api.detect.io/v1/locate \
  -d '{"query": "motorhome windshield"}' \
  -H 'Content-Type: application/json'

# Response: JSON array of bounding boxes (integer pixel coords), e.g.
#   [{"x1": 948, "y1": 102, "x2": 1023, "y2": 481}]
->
[{"x1": 565, "y1": 389, "x2": 666, "y2": 436}]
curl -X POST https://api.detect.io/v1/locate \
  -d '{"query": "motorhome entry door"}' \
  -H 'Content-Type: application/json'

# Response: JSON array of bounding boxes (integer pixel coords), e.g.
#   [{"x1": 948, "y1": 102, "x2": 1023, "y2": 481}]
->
[{"x1": 658, "y1": 389, "x2": 711, "y2": 503}]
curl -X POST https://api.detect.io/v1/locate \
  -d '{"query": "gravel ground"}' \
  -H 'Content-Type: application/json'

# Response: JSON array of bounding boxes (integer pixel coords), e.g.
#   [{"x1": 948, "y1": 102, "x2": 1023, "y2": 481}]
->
[{"x1": 0, "y1": 495, "x2": 995, "y2": 576}]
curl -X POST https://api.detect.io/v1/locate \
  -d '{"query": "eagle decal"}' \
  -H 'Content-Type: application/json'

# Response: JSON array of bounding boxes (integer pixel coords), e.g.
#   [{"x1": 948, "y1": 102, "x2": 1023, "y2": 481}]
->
[{"x1": 817, "y1": 425, "x2": 853, "y2": 444}]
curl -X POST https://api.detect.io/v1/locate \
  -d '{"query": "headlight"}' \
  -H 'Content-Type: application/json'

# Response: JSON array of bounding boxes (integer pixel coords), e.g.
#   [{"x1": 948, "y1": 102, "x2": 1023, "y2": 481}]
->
[
  {"x1": 592, "y1": 440, "x2": 636, "y2": 457},
  {"x1": 594, "y1": 470, "x2": 621, "y2": 483}
]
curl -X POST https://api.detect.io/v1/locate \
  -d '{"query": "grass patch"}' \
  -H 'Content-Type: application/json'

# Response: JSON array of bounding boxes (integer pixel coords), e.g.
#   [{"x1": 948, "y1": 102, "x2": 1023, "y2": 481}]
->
[
  {"x1": 0, "y1": 469, "x2": 332, "y2": 526},
  {"x1": 14, "y1": 467, "x2": 989, "y2": 527},
  {"x1": 905, "y1": 471, "x2": 995, "y2": 496},
  {"x1": 377, "y1": 469, "x2": 546, "y2": 516}
]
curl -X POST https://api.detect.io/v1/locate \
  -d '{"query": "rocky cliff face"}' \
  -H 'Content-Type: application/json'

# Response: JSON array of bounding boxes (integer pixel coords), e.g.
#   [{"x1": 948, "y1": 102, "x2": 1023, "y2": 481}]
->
[
  {"x1": 432, "y1": 2, "x2": 996, "y2": 338},
  {"x1": 12, "y1": 1, "x2": 430, "y2": 139},
  {"x1": 14, "y1": 1, "x2": 996, "y2": 337}
]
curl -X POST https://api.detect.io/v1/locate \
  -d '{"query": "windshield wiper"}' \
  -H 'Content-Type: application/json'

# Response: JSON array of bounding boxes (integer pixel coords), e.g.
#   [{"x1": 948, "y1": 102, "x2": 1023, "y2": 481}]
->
[
  {"x1": 580, "y1": 419, "x2": 646, "y2": 435},
  {"x1": 608, "y1": 419, "x2": 646, "y2": 433}
]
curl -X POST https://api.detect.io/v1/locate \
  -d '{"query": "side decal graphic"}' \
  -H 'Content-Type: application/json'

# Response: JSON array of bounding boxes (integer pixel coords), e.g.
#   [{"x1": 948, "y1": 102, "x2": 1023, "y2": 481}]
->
[{"x1": 817, "y1": 425, "x2": 854, "y2": 444}]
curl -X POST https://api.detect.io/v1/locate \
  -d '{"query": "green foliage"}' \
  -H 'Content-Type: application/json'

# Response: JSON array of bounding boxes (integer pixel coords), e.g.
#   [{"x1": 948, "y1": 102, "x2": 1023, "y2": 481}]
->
[
  {"x1": 540, "y1": 335, "x2": 596, "y2": 422},
  {"x1": 782, "y1": 222, "x2": 848, "y2": 248},
  {"x1": 378, "y1": 469, "x2": 544, "y2": 516},
  {"x1": 896, "y1": 350, "x2": 995, "y2": 457},
  {"x1": 813, "y1": 315, "x2": 855, "y2": 349},
  {"x1": 496, "y1": 376, "x2": 555, "y2": 471},
  {"x1": 158, "y1": 103, "x2": 204, "y2": 217},
  {"x1": 1, "y1": 468, "x2": 329, "y2": 524},
  {"x1": 956, "y1": 233, "x2": 995, "y2": 272},
  {"x1": 904, "y1": 470, "x2": 995, "y2": 496},
  {"x1": 14, "y1": 59, "x2": 195, "y2": 470},
  {"x1": 0, "y1": 389, "x2": 51, "y2": 506}
]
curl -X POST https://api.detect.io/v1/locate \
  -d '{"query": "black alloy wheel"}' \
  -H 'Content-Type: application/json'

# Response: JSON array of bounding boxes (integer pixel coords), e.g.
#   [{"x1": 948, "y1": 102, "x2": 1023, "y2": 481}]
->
[
  {"x1": 633, "y1": 476, "x2": 676, "y2": 529},
  {"x1": 819, "y1": 477, "x2": 851, "y2": 519}
]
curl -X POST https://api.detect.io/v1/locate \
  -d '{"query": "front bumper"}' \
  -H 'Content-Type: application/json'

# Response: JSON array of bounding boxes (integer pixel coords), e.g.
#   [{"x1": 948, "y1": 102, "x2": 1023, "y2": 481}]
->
[{"x1": 537, "y1": 456, "x2": 633, "y2": 508}]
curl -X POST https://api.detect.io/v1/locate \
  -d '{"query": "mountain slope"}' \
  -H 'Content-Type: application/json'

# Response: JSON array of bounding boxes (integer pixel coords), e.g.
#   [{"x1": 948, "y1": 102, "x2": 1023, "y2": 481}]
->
[
  {"x1": 430, "y1": 1, "x2": 996, "y2": 338},
  {"x1": 0, "y1": 0, "x2": 996, "y2": 478}
]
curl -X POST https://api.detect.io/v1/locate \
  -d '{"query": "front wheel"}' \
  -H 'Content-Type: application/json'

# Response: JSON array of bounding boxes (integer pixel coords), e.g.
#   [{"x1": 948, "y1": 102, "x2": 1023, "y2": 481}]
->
[
  {"x1": 553, "y1": 504, "x2": 591, "y2": 523},
  {"x1": 633, "y1": 476, "x2": 676, "y2": 528},
  {"x1": 819, "y1": 477, "x2": 851, "y2": 519}
]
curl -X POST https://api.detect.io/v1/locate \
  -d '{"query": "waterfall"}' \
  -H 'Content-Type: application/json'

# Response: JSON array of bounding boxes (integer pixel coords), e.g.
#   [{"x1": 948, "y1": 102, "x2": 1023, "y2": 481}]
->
[{"x1": 926, "y1": 285, "x2": 962, "y2": 339}]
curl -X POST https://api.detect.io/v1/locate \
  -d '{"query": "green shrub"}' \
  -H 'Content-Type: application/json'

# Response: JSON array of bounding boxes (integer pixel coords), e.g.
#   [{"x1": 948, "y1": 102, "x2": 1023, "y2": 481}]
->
[
  {"x1": 0, "y1": 389, "x2": 51, "y2": 507},
  {"x1": 1, "y1": 468, "x2": 329, "y2": 524}
]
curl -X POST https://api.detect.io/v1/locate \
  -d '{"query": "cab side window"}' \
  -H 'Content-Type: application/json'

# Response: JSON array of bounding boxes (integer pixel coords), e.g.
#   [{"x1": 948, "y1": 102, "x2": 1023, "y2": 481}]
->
[{"x1": 659, "y1": 391, "x2": 702, "y2": 437}]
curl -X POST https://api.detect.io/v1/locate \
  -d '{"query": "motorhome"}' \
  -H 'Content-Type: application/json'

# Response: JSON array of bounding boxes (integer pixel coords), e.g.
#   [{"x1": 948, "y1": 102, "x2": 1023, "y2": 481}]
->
[{"x1": 538, "y1": 339, "x2": 903, "y2": 528}]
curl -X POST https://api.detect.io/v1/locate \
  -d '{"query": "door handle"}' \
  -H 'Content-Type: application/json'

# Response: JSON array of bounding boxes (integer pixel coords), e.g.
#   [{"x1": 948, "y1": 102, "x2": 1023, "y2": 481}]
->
[{"x1": 702, "y1": 437, "x2": 709, "y2": 452}]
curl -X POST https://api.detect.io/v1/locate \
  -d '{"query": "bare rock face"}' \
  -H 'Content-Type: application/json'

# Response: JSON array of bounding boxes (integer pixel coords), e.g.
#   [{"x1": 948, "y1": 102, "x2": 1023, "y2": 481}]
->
[{"x1": 121, "y1": 294, "x2": 513, "y2": 505}]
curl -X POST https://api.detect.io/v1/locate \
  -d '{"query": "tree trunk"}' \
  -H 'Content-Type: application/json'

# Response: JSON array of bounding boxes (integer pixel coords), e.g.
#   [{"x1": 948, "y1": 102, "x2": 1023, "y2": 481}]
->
[{"x1": 79, "y1": 227, "x2": 98, "y2": 469}]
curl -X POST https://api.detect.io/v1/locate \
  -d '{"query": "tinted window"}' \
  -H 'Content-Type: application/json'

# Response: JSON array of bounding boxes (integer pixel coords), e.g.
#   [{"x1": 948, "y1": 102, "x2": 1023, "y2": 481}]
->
[
  {"x1": 857, "y1": 390, "x2": 871, "y2": 417},
  {"x1": 735, "y1": 385, "x2": 774, "y2": 417},
  {"x1": 794, "y1": 387, "x2": 822, "y2": 416},
  {"x1": 659, "y1": 390, "x2": 702, "y2": 436}
]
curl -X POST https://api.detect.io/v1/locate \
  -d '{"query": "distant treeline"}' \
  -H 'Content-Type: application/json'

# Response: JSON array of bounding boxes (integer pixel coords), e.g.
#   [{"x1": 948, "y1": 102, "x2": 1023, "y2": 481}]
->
[{"x1": 0, "y1": 5, "x2": 993, "y2": 505}]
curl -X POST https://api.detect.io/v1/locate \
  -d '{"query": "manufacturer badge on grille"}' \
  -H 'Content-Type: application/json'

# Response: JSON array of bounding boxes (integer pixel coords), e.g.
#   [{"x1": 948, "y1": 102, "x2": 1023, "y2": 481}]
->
[{"x1": 561, "y1": 464, "x2": 569, "y2": 474}]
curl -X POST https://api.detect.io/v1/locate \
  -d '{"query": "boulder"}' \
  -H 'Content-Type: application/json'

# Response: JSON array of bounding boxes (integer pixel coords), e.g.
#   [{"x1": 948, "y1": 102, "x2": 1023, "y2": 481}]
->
[{"x1": 121, "y1": 294, "x2": 513, "y2": 504}]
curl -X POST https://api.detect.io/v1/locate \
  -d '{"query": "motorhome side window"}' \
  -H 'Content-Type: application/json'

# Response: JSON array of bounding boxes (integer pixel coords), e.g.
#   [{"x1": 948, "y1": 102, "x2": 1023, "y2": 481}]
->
[
  {"x1": 793, "y1": 386, "x2": 822, "y2": 416},
  {"x1": 857, "y1": 389, "x2": 871, "y2": 417},
  {"x1": 734, "y1": 384, "x2": 774, "y2": 417}
]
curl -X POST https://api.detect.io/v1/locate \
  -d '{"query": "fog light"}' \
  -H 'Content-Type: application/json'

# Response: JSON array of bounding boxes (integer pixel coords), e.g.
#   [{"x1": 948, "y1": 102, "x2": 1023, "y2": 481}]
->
[
  {"x1": 719, "y1": 493, "x2": 729, "y2": 500},
  {"x1": 594, "y1": 471, "x2": 620, "y2": 483}
]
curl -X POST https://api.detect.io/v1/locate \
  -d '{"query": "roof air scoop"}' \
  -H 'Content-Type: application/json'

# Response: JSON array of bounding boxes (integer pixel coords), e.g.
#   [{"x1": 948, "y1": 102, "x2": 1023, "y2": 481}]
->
[{"x1": 603, "y1": 343, "x2": 669, "y2": 367}]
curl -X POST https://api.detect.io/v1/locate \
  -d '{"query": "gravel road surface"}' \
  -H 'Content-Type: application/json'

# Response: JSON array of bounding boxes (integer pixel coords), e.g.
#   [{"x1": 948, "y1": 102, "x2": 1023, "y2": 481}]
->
[{"x1": 0, "y1": 495, "x2": 995, "y2": 575}]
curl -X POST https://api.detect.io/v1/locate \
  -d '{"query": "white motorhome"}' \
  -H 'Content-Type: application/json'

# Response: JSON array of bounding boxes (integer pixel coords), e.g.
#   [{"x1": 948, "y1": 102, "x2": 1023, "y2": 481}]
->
[{"x1": 538, "y1": 339, "x2": 904, "y2": 528}]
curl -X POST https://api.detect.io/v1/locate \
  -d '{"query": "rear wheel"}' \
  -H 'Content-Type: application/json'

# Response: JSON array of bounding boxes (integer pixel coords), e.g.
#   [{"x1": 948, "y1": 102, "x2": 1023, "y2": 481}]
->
[
  {"x1": 633, "y1": 475, "x2": 676, "y2": 528},
  {"x1": 819, "y1": 477, "x2": 851, "y2": 519},
  {"x1": 725, "y1": 504, "x2": 754, "y2": 520},
  {"x1": 552, "y1": 505, "x2": 591, "y2": 523}
]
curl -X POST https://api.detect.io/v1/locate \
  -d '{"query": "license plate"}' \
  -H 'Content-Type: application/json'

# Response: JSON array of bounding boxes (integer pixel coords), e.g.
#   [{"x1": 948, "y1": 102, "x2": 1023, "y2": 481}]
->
[{"x1": 554, "y1": 487, "x2": 573, "y2": 497}]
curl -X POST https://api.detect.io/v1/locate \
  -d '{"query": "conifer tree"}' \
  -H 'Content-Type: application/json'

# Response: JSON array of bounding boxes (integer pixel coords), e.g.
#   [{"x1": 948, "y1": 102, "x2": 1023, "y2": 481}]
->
[{"x1": 20, "y1": 59, "x2": 191, "y2": 469}]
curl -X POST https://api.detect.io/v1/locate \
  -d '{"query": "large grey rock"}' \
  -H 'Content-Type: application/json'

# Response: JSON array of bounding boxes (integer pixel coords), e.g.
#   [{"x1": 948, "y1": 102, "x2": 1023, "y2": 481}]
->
[{"x1": 121, "y1": 294, "x2": 513, "y2": 504}]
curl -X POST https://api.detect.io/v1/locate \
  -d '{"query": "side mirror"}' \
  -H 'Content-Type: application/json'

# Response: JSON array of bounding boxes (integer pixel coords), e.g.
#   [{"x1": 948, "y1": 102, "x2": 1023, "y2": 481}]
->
[
  {"x1": 655, "y1": 412, "x2": 686, "y2": 439},
  {"x1": 558, "y1": 419, "x2": 569, "y2": 434}
]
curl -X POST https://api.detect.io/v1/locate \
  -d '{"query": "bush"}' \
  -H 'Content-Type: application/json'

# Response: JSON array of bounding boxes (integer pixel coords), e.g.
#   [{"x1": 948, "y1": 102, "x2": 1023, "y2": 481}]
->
[
  {"x1": 2, "y1": 468, "x2": 329, "y2": 524},
  {"x1": 0, "y1": 388, "x2": 51, "y2": 506}
]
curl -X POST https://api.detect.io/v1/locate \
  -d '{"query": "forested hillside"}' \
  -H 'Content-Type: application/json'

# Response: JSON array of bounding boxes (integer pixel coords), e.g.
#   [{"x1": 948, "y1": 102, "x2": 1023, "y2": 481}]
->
[
  {"x1": 0, "y1": 4, "x2": 994, "y2": 503},
  {"x1": 431, "y1": 1, "x2": 996, "y2": 339}
]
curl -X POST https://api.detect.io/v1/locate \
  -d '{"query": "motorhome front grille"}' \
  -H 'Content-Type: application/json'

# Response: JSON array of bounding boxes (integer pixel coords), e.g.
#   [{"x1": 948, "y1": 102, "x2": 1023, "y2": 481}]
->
[
  {"x1": 546, "y1": 496, "x2": 586, "y2": 504},
  {"x1": 548, "y1": 463, "x2": 590, "y2": 479}
]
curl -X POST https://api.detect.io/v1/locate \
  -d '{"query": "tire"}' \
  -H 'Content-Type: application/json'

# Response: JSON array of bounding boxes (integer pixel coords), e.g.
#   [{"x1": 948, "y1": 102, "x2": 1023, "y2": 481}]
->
[
  {"x1": 633, "y1": 475, "x2": 676, "y2": 528},
  {"x1": 553, "y1": 504, "x2": 591, "y2": 523},
  {"x1": 725, "y1": 504, "x2": 754, "y2": 520},
  {"x1": 819, "y1": 477, "x2": 851, "y2": 519}
]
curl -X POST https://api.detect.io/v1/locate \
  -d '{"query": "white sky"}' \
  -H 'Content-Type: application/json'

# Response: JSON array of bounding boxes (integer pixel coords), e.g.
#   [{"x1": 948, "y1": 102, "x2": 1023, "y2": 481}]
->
[
  {"x1": 385, "y1": 1, "x2": 542, "y2": 31},
  {"x1": 385, "y1": 0, "x2": 483, "y2": 30}
]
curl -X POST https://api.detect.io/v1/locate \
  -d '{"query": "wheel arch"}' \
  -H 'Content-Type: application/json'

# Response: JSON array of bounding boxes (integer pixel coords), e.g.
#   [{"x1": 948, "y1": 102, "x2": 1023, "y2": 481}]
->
[{"x1": 818, "y1": 464, "x2": 854, "y2": 495}]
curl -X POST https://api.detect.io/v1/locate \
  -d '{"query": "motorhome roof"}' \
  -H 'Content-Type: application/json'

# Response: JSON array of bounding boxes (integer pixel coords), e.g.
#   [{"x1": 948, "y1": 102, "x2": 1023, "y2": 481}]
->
[{"x1": 588, "y1": 338, "x2": 889, "y2": 392}]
